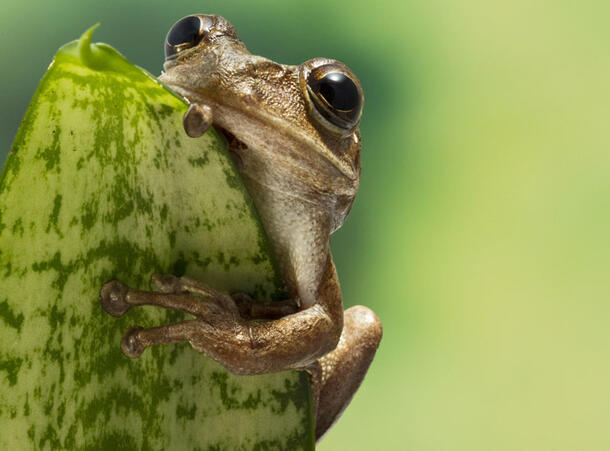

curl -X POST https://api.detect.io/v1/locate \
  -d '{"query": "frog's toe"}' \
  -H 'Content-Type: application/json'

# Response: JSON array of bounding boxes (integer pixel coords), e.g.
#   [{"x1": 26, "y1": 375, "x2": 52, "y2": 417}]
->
[
  {"x1": 100, "y1": 280, "x2": 131, "y2": 317},
  {"x1": 151, "y1": 273, "x2": 181, "y2": 293},
  {"x1": 121, "y1": 326, "x2": 146, "y2": 358}
]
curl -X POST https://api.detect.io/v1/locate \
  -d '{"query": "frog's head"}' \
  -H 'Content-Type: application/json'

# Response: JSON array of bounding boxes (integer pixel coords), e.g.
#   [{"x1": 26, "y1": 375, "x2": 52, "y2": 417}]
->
[{"x1": 159, "y1": 15, "x2": 364, "y2": 232}]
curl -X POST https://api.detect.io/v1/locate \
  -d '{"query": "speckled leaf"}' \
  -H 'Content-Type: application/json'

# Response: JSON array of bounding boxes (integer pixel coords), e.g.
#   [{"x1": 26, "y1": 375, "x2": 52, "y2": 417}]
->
[{"x1": 0, "y1": 26, "x2": 314, "y2": 450}]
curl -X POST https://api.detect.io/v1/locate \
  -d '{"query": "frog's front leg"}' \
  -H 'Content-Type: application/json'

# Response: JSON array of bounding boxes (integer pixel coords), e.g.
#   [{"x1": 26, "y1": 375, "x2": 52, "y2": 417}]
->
[
  {"x1": 99, "y1": 259, "x2": 344, "y2": 374},
  {"x1": 100, "y1": 259, "x2": 382, "y2": 441},
  {"x1": 152, "y1": 274, "x2": 300, "y2": 319},
  {"x1": 100, "y1": 277, "x2": 243, "y2": 358}
]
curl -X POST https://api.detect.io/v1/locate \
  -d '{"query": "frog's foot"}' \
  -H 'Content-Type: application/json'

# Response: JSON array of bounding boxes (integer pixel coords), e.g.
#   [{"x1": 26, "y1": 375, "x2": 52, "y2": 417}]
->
[
  {"x1": 99, "y1": 276, "x2": 242, "y2": 358},
  {"x1": 309, "y1": 305, "x2": 382, "y2": 442}
]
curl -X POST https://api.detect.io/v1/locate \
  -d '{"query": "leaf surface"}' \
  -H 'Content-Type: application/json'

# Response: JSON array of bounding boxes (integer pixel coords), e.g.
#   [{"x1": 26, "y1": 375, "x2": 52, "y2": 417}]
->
[{"x1": 0, "y1": 26, "x2": 314, "y2": 450}]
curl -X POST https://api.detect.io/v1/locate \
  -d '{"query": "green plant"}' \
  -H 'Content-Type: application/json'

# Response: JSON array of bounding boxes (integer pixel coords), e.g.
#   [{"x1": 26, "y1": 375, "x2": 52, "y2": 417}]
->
[{"x1": 0, "y1": 26, "x2": 314, "y2": 450}]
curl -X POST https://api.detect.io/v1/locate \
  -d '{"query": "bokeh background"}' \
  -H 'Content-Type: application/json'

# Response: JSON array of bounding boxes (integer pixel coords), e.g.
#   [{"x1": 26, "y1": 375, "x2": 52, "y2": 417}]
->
[{"x1": 2, "y1": 1, "x2": 609, "y2": 449}]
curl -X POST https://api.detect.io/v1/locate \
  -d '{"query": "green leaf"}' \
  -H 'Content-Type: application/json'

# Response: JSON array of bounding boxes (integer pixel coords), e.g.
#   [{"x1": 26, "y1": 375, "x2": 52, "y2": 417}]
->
[{"x1": 0, "y1": 26, "x2": 314, "y2": 450}]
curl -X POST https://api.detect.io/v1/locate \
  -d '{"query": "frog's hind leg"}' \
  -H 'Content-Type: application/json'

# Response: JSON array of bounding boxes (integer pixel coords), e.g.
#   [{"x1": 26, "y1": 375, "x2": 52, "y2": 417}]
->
[{"x1": 309, "y1": 305, "x2": 382, "y2": 442}]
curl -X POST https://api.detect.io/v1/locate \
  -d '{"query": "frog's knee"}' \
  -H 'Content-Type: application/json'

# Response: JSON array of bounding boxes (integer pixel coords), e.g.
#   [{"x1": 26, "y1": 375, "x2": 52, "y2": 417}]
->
[{"x1": 345, "y1": 305, "x2": 382, "y2": 351}]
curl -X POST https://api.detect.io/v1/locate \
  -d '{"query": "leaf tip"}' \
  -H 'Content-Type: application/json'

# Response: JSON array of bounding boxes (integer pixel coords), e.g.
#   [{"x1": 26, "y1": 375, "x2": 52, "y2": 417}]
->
[{"x1": 78, "y1": 23, "x2": 102, "y2": 69}]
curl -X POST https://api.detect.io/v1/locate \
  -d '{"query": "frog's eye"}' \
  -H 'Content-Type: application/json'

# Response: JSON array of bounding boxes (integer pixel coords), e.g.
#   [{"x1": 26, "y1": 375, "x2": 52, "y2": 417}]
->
[
  {"x1": 306, "y1": 63, "x2": 363, "y2": 132},
  {"x1": 165, "y1": 15, "x2": 214, "y2": 60}
]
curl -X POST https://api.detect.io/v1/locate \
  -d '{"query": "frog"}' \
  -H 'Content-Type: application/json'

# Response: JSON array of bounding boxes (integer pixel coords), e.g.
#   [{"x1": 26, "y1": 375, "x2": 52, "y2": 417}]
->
[{"x1": 99, "y1": 14, "x2": 382, "y2": 441}]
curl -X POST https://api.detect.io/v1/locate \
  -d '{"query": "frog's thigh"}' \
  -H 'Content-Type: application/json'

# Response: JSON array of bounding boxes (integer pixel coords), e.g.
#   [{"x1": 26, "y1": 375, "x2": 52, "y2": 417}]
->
[{"x1": 313, "y1": 305, "x2": 382, "y2": 442}]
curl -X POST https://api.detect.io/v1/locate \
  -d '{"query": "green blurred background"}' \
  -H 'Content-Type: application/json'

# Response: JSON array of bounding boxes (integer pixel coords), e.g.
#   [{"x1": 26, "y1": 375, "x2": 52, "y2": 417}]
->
[{"x1": 2, "y1": 0, "x2": 609, "y2": 449}]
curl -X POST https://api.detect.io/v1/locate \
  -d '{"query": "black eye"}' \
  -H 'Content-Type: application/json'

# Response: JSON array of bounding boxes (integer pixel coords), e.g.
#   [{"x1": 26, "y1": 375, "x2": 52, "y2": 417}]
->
[
  {"x1": 164, "y1": 15, "x2": 213, "y2": 60},
  {"x1": 307, "y1": 64, "x2": 363, "y2": 130},
  {"x1": 311, "y1": 72, "x2": 360, "y2": 111}
]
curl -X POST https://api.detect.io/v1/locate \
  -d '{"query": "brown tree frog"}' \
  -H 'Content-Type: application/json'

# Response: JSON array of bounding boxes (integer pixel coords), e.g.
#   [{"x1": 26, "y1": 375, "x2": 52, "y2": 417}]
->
[{"x1": 100, "y1": 14, "x2": 382, "y2": 441}]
